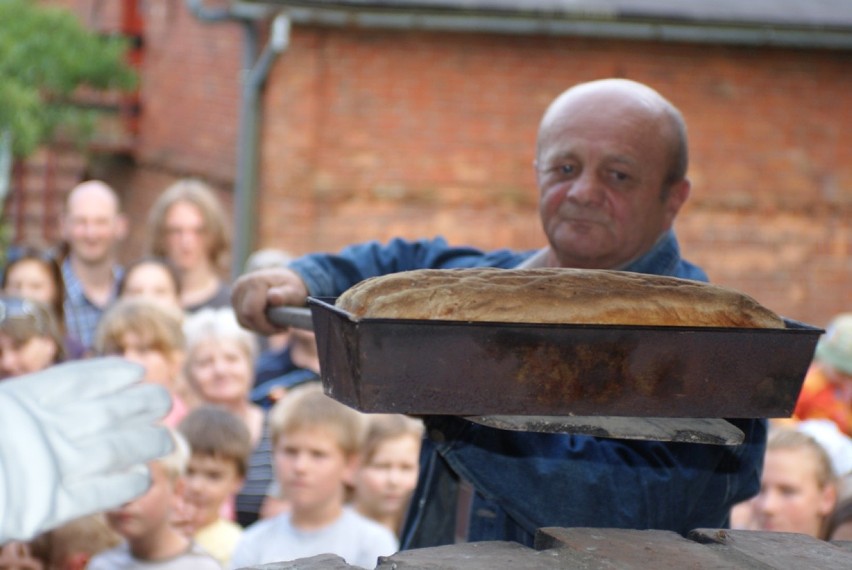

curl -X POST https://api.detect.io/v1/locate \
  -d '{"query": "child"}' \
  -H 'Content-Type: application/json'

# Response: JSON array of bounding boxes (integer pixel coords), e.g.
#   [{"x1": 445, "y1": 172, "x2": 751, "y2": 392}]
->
[
  {"x1": 27, "y1": 514, "x2": 121, "y2": 570},
  {"x1": 0, "y1": 295, "x2": 65, "y2": 380},
  {"x1": 229, "y1": 383, "x2": 398, "y2": 569},
  {"x1": 352, "y1": 414, "x2": 424, "y2": 537},
  {"x1": 751, "y1": 429, "x2": 838, "y2": 539},
  {"x1": 118, "y1": 256, "x2": 184, "y2": 318},
  {"x1": 94, "y1": 297, "x2": 195, "y2": 423},
  {"x1": 2, "y1": 246, "x2": 85, "y2": 359},
  {"x1": 87, "y1": 430, "x2": 221, "y2": 570},
  {"x1": 792, "y1": 313, "x2": 852, "y2": 435},
  {"x1": 177, "y1": 406, "x2": 252, "y2": 568}
]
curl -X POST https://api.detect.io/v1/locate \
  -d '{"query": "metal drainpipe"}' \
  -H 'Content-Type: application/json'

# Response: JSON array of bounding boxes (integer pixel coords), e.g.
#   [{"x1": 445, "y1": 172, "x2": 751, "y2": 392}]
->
[{"x1": 185, "y1": 1, "x2": 290, "y2": 279}]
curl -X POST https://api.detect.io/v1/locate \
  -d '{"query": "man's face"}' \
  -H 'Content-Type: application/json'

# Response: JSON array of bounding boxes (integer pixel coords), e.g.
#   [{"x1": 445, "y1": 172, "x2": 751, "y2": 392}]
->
[
  {"x1": 62, "y1": 185, "x2": 125, "y2": 265},
  {"x1": 535, "y1": 89, "x2": 689, "y2": 269},
  {"x1": 164, "y1": 201, "x2": 210, "y2": 272}
]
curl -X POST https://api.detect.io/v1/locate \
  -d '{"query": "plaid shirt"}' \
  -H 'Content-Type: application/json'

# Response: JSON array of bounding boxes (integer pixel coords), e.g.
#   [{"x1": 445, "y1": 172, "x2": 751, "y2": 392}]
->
[{"x1": 62, "y1": 258, "x2": 123, "y2": 352}]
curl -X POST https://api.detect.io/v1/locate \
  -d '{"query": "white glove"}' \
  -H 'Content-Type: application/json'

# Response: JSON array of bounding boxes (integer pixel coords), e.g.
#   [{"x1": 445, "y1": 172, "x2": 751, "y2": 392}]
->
[{"x1": 0, "y1": 357, "x2": 173, "y2": 543}]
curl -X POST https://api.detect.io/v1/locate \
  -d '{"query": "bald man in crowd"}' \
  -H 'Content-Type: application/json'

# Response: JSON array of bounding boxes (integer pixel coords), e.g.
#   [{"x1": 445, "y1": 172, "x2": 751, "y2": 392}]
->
[{"x1": 60, "y1": 180, "x2": 128, "y2": 351}]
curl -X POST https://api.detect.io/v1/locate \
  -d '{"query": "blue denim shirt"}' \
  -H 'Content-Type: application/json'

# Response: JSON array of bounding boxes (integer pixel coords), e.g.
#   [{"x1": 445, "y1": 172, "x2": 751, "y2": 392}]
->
[
  {"x1": 290, "y1": 231, "x2": 767, "y2": 547},
  {"x1": 61, "y1": 258, "x2": 122, "y2": 352}
]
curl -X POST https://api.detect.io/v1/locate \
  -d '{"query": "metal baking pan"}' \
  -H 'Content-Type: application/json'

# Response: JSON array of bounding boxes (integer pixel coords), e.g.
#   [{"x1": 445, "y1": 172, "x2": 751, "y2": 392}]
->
[{"x1": 307, "y1": 297, "x2": 822, "y2": 419}]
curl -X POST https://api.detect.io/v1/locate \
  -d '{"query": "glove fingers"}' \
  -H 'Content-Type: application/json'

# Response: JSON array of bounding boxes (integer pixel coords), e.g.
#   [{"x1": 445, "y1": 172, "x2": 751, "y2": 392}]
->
[
  {"x1": 59, "y1": 383, "x2": 173, "y2": 439},
  {"x1": 13, "y1": 357, "x2": 146, "y2": 406},
  {"x1": 53, "y1": 464, "x2": 153, "y2": 525},
  {"x1": 63, "y1": 424, "x2": 175, "y2": 480}
]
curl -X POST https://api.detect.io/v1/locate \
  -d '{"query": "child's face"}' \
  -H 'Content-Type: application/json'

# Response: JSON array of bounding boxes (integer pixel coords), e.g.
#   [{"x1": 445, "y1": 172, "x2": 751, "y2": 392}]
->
[
  {"x1": 4, "y1": 260, "x2": 58, "y2": 306},
  {"x1": 106, "y1": 463, "x2": 178, "y2": 540},
  {"x1": 354, "y1": 434, "x2": 421, "y2": 519},
  {"x1": 753, "y1": 447, "x2": 836, "y2": 538},
  {"x1": 183, "y1": 453, "x2": 244, "y2": 528},
  {"x1": 0, "y1": 332, "x2": 59, "y2": 380},
  {"x1": 116, "y1": 331, "x2": 179, "y2": 389},
  {"x1": 121, "y1": 263, "x2": 181, "y2": 313},
  {"x1": 274, "y1": 427, "x2": 356, "y2": 517}
]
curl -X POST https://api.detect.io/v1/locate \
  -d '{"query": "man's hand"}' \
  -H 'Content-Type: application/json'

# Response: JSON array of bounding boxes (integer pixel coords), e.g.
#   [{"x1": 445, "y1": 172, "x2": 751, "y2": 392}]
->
[{"x1": 231, "y1": 267, "x2": 310, "y2": 335}]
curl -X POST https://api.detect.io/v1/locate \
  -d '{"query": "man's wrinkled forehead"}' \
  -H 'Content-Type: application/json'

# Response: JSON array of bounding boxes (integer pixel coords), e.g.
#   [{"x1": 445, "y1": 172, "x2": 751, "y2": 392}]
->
[
  {"x1": 545, "y1": 78, "x2": 666, "y2": 115},
  {"x1": 536, "y1": 80, "x2": 672, "y2": 158},
  {"x1": 544, "y1": 82, "x2": 665, "y2": 128}
]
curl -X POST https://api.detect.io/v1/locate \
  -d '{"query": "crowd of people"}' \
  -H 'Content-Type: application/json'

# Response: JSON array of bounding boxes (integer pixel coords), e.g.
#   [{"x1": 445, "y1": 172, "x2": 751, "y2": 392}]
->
[
  {"x1": 1, "y1": 77, "x2": 851, "y2": 569},
  {"x1": 0, "y1": 178, "x2": 421, "y2": 569}
]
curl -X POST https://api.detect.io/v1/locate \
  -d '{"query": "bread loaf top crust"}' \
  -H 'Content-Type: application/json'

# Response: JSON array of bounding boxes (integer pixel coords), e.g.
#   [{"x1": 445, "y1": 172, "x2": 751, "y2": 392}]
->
[{"x1": 335, "y1": 268, "x2": 785, "y2": 329}]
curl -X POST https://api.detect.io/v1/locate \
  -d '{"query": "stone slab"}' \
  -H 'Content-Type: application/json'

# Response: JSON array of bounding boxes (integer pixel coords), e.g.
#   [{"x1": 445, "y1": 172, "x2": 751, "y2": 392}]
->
[
  {"x1": 376, "y1": 540, "x2": 593, "y2": 569},
  {"x1": 536, "y1": 527, "x2": 747, "y2": 569},
  {"x1": 238, "y1": 553, "x2": 352, "y2": 569},
  {"x1": 689, "y1": 528, "x2": 852, "y2": 570}
]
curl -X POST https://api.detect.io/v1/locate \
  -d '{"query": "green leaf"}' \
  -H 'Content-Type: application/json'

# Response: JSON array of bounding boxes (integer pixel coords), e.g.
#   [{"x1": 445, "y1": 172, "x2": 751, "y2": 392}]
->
[{"x1": 0, "y1": 0, "x2": 137, "y2": 158}]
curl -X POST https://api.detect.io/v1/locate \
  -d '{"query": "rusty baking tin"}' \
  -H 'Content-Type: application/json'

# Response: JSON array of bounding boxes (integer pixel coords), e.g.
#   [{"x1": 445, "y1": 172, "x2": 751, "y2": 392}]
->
[{"x1": 308, "y1": 297, "x2": 822, "y2": 418}]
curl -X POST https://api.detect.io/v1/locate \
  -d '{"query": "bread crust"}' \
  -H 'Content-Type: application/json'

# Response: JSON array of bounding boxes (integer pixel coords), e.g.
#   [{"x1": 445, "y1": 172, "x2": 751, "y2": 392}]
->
[{"x1": 335, "y1": 268, "x2": 785, "y2": 329}]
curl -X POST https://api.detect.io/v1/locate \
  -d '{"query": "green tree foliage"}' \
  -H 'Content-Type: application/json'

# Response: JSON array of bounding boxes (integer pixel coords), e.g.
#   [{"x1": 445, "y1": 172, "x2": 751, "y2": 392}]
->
[{"x1": 0, "y1": 0, "x2": 137, "y2": 157}]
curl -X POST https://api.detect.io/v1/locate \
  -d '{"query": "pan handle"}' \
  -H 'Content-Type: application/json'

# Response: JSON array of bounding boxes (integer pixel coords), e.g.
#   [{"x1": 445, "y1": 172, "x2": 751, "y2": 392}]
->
[{"x1": 266, "y1": 306, "x2": 314, "y2": 331}]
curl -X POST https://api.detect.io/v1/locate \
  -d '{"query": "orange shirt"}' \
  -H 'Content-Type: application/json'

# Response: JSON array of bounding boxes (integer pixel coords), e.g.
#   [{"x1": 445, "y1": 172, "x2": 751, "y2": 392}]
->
[{"x1": 793, "y1": 365, "x2": 852, "y2": 436}]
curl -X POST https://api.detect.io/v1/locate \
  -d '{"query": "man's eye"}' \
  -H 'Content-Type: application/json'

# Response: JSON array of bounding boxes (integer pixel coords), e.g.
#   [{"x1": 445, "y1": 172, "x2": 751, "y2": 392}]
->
[{"x1": 558, "y1": 164, "x2": 574, "y2": 175}]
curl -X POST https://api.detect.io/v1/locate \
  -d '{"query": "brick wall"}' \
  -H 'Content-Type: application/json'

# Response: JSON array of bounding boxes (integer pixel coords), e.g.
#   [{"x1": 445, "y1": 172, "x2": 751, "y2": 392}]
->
[
  {"x1": 136, "y1": 2, "x2": 242, "y2": 183},
  {"x1": 257, "y1": 27, "x2": 852, "y2": 325}
]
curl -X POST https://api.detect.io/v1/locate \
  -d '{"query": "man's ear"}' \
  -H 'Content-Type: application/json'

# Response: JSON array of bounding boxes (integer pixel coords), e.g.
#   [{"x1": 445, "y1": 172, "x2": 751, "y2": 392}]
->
[
  {"x1": 342, "y1": 454, "x2": 361, "y2": 487},
  {"x1": 115, "y1": 213, "x2": 130, "y2": 242},
  {"x1": 533, "y1": 158, "x2": 543, "y2": 189},
  {"x1": 663, "y1": 178, "x2": 691, "y2": 228}
]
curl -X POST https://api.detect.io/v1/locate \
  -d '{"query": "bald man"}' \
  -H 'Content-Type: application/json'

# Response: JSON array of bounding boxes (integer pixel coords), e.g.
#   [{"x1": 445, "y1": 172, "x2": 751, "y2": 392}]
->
[
  {"x1": 60, "y1": 180, "x2": 128, "y2": 351},
  {"x1": 231, "y1": 79, "x2": 766, "y2": 546}
]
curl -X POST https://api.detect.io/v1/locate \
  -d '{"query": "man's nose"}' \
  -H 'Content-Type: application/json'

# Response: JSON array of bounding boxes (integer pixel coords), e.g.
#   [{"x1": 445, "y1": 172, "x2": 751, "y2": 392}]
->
[
  {"x1": 565, "y1": 171, "x2": 605, "y2": 206},
  {"x1": 82, "y1": 221, "x2": 102, "y2": 238}
]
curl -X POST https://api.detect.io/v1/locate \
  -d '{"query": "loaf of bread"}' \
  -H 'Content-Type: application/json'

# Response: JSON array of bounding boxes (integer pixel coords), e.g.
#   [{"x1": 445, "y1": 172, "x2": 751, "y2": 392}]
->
[{"x1": 335, "y1": 267, "x2": 785, "y2": 328}]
